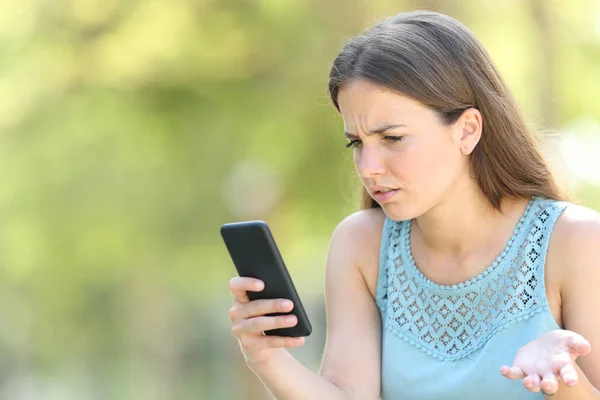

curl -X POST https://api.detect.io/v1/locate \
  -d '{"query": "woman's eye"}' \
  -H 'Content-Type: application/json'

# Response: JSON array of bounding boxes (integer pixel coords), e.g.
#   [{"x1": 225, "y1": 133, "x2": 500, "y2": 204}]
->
[
  {"x1": 345, "y1": 139, "x2": 361, "y2": 149},
  {"x1": 384, "y1": 135, "x2": 405, "y2": 143},
  {"x1": 345, "y1": 136, "x2": 403, "y2": 149}
]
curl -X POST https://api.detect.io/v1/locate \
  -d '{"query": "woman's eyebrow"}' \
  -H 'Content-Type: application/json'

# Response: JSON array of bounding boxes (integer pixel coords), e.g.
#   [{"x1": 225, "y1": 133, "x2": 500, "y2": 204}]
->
[{"x1": 344, "y1": 124, "x2": 407, "y2": 139}]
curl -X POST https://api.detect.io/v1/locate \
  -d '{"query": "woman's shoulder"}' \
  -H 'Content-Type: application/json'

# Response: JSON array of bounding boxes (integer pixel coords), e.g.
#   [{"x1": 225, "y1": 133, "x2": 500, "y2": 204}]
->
[
  {"x1": 331, "y1": 207, "x2": 388, "y2": 250},
  {"x1": 548, "y1": 201, "x2": 600, "y2": 279},
  {"x1": 552, "y1": 202, "x2": 600, "y2": 247},
  {"x1": 328, "y1": 207, "x2": 387, "y2": 297}
]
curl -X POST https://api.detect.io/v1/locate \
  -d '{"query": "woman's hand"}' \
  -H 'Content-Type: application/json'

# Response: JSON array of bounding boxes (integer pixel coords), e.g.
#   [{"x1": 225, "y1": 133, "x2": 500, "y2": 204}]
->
[
  {"x1": 500, "y1": 329, "x2": 592, "y2": 396},
  {"x1": 228, "y1": 277, "x2": 306, "y2": 365}
]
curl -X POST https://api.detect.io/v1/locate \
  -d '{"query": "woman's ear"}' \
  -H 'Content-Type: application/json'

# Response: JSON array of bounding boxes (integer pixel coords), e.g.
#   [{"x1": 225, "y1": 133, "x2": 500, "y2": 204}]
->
[{"x1": 458, "y1": 108, "x2": 483, "y2": 155}]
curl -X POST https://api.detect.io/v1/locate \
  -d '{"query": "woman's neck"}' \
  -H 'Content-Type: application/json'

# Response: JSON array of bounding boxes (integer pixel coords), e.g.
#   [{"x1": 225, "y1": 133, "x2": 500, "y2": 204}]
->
[{"x1": 413, "y1": 181, "x2": 530, "y2": 258}]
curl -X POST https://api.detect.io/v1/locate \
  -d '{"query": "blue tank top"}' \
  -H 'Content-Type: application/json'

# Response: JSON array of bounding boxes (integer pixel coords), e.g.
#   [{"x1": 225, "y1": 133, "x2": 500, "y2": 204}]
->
[{"x1": 376, "y1": 197, "x2": 568, "y2": 399}]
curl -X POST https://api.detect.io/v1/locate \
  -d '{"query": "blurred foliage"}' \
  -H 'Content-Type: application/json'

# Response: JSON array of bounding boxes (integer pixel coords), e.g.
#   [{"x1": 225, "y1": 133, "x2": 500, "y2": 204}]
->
[{"x1": 0, "y1": 0, "x2": 599, "y2": 398}]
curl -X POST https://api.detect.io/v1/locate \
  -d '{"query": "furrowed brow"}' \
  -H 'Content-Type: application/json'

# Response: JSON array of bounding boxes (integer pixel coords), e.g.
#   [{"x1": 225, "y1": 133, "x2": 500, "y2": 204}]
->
[
  {"x1": 344, "y1": 124, "x2": 407, "y2": 139},
  {"x1": 370, "y1": 124, "x2": 407, "y2": 134}
]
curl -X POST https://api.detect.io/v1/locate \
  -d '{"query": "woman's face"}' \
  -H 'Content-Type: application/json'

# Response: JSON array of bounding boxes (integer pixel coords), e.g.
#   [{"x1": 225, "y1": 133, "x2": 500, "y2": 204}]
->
[{"x1": 337, "y1": 80, "x2": 474, "y2": 220}]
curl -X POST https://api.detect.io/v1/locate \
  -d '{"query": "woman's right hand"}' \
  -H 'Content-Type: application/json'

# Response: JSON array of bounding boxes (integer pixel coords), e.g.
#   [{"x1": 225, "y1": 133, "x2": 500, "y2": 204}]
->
[{"x1": 228, "y1": 276, "x2": 306, "y2": 365}]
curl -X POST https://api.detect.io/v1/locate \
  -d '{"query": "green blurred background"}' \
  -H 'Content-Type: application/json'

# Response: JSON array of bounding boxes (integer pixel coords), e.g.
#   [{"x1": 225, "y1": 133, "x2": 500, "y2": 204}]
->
[{"x1": 0, "y1": 0, "x2": 599, "y2": 399}]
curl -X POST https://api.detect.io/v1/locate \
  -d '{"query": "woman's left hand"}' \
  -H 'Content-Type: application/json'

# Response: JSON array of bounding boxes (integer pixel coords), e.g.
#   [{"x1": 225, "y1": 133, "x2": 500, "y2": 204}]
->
[{"x1": 500, "y1": 329, "x2": 591, "y2": 396}]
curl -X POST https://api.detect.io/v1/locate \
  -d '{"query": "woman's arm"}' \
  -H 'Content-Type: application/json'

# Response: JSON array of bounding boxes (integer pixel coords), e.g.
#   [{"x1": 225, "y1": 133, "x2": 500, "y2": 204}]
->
[
  {"x1": 246, "y1": 349, "x2": 354, "y2": 400},
  {"x1": 319, "y1": 209, "x2": 384, "y2": 399},
  {"x1": 248, "y1": 209, "x2": 385, "y2": 400},
  {"x1": 546, "y1": 204, "x2": 600, "y2": 399},
  {"x1": 501, "y1": 204, "x2": 600, "y2": 399}
]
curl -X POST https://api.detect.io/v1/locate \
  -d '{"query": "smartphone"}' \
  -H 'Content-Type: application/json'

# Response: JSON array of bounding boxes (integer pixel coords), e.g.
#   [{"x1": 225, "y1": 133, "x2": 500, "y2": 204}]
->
[{"x1": 220, "y1": 221, "x2": 312, "y2": 337}]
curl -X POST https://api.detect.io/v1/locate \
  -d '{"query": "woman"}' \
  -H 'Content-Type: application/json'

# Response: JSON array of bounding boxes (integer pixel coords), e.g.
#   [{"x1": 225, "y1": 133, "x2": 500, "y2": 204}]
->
[{"x1": 227, "y1": 10, "x2": 600, "y2": 399}]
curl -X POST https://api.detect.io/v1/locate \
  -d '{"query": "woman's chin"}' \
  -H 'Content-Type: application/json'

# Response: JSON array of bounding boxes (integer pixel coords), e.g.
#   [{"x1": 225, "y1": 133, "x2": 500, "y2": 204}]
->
[{"x1": 378, "y1": 202, "x2": 419, "y2": 221}]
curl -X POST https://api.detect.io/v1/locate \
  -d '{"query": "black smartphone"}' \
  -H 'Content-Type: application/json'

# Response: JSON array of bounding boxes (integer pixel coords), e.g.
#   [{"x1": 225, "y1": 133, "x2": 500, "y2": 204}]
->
[{"x1": 220, "y1": 220, "x2": 312, "y2": 337}]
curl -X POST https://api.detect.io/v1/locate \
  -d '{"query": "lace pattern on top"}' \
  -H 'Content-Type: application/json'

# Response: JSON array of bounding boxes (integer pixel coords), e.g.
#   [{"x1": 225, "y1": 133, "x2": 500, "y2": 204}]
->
[{"x1": 376, "y1": 197, "x2": 568, "y2": 361}]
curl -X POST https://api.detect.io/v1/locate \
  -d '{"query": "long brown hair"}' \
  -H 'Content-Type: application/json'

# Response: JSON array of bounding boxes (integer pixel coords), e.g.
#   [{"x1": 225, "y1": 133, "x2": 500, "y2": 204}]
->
[{"x1": 328, "y1": 11, "x2": 567, "y2": 210}]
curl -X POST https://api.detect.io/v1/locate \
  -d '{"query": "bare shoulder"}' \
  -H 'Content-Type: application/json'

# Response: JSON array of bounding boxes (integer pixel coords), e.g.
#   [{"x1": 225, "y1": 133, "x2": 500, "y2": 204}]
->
[
  {"x1": 329, "y1": 207, "x2": 387, "y2": 298},
  {"x1": 551, "y1": 203, "x2": 600, "y2": 266},
  {"x1": 331, "y1": 207, "x2": 387, "y2": 250}
]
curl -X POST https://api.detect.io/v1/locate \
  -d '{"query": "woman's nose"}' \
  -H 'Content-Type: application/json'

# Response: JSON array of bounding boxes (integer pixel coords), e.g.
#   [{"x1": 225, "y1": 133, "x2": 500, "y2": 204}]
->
[{"x1": 356, "y1": 145, "x2": 385, "y2": 178}]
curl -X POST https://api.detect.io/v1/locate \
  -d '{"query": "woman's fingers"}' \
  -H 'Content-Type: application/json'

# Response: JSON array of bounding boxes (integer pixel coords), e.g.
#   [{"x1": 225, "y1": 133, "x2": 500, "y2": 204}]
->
[
  {"x1": 566, "y1": 334, "x2": 591, "y2": 357},
  {"x1": 236, "y1": 298, "x2": 294, "y2": 320},
  {"x1": 500, "y1": 365, "x2": 525, "y2": 380},
  {"x1": 500, "y1": 330, "x2": 591, "y2": 396},
  {"x1": 523, "y1": 374, "x2": 541, "y2": 392},
  {"x1": 249, "y1": 314, "x2": 298, "y2": 334},
  {"x1": 559, "y1": 363, "x2": 579, "y2": 386},
  {"x1": 232, "y1": 314, "x2": 298, "y2": 337},
  {"x1": 262, "y1": 335, "x2": 305, "y2": 350},
  {"x1": 233, "y1": 314, "x2": 303, "y2": 352},
  {"x1": 227, "y1": 276, "x2": 305, "y2": 361},
  {"x1": 540, "y1": 373, "x2": 559, "y2": 395},
  {"x1": 229, "y1": 298, "x2": 294, "y2": 323},
  {"x1": 229, "y1": 277, "x2": 264, "y2": 303}
]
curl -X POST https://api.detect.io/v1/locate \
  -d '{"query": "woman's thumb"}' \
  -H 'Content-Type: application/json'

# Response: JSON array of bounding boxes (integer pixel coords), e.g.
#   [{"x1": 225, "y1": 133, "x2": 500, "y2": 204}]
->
[{"x1": 566, "y1": 333, "x2": 591, "y2": 356}]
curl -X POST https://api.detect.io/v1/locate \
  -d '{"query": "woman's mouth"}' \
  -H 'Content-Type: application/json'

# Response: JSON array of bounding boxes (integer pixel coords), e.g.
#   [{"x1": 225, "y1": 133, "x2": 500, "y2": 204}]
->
[{"x1": 372, "y1": 188, "x2": 400, "y2": 203}]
